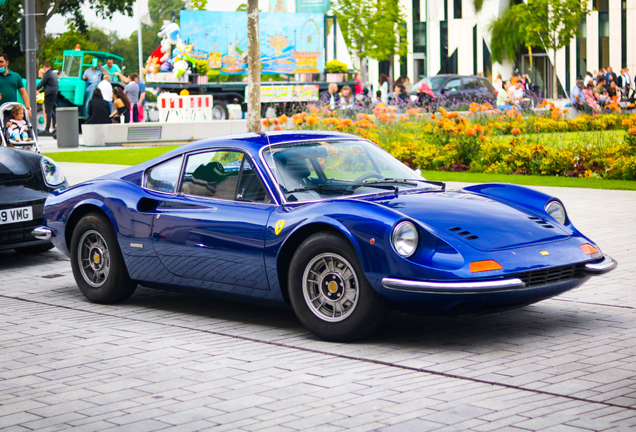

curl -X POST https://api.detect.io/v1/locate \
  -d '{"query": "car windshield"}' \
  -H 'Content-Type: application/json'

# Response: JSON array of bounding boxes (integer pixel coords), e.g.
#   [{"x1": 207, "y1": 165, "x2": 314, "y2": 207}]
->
[
  {"x1": 263, "y1": 140, "x2": 432, "y2": 203},
  {"x1": 409, "y1": 76, "x2": 447, "y2": 94},
  {"x1": 62, "y1": 55, "x2": 82, "y2": 78}
]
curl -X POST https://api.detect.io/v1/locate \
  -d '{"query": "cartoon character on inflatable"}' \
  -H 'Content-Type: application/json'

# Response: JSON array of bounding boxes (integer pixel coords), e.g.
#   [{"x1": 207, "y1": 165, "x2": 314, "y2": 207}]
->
[{"x1": 144, "y1": 21, "x2": 191, "y2": 77}]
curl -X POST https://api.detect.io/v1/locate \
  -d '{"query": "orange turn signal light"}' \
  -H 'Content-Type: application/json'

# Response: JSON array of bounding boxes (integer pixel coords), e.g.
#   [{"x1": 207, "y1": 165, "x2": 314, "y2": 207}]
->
[
  {"x1": 469, "y1": 260, "x2": 503, "y2": 273},
  {"x1": 580, "y1": 244, "x2": 599, "y2": 255}
]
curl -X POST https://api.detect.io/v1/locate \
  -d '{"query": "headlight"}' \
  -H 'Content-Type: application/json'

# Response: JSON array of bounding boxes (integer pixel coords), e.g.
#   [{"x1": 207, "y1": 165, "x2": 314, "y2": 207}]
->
[
  {"x1": 392, "y1": 221, "x2": 419, "y2": 258},
  {"x1": 40, "y1": 157, "x2": 66, "y2": 186},
  {"x1": 545, "y1": 200, "x2": 566, "y2": 224}
]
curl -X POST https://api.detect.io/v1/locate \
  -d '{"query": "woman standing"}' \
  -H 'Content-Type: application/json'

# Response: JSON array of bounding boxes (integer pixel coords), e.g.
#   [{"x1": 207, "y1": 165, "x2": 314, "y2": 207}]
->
[
  {"x1": 110, "y1": 87, "x2": 131, "y2": 123},
  {"x1": 379, "y1": 74, "x2": 389, "y2": 103}
]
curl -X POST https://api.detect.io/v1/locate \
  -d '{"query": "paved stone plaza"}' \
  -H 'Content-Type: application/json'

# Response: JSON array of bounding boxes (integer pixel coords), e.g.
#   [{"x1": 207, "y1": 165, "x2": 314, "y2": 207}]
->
[{"x1": 1, "y1": 163, "x2": 635, "y2": 431}]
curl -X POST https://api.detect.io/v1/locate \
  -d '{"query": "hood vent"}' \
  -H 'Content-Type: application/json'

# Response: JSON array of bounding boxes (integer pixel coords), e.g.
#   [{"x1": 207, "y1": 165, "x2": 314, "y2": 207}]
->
[
  {"x1": 448, "y1": 226, "x2": 479, "y2": 241},
  {"x1": 528, "y1": 216, "x2": 555, "y2": 229}
]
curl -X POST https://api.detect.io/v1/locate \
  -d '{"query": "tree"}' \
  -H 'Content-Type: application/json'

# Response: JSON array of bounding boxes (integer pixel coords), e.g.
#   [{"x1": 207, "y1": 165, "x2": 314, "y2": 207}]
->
[
  {"x1": 333, "y1": 0, "x2": 407, "y2": 86},
  {"x1": 367, "y1": 0, "x2": 408, "y2": 84},
  {"x1": 246, "y1": 0, "x2": 261, "y2": 132},
  {"x1": 489, "y1": 0, "x2": 589, "y2": 98},
  {"x1": 0, "y1": 0, "x2": 25, "y2": 76},
  {"x1": 35, "y1": 0, "x2": 135, "y2": 49}
]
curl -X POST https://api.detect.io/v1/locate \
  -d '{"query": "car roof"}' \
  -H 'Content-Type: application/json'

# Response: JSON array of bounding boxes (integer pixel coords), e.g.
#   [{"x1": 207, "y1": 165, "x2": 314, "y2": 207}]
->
[
  {"x1": 62, "y1": 51, "x2": 125, "y2": 62},
  {"x1": 165, "y1": 131, "x2": 360, "y2": 157}
]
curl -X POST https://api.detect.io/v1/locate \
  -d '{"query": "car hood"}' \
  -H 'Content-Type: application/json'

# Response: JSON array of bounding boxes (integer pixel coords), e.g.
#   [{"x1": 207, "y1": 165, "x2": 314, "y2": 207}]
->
[{"x1": 369, "y1": 190, "x2": 571, "y2": 251}]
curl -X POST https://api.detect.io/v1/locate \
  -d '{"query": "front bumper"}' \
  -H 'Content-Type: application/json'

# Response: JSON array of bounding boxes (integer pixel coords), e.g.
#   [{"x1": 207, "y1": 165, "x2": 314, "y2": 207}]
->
[{"x1": 382, "y1": 254, "x2": 617, "y2": 294}]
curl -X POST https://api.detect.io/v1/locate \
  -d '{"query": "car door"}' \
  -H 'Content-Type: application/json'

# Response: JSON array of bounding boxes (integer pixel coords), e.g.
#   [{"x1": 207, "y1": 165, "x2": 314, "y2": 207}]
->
[
  {"x1": 440, "y1": 77, "x2": 463, "y2": 103},
  {"x1": 462, "y1": 77, "x2": 483, "y2": 103},
  {"x1": 150, "y1": 149, "x2": 275, "y2": 290}
]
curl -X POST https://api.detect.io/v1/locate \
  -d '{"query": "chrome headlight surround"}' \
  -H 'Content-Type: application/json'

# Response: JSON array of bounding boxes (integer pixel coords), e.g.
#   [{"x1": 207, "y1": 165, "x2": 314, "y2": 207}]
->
[
  {"x1": 392, "y1": 221, "x2": 419, "y2": 258},
  {"x1": 40, "y1": 156, "x2": 66, "y2": 187},
  {"x1": 545, "y1": 200, "x2": 567, "y2": 225}
]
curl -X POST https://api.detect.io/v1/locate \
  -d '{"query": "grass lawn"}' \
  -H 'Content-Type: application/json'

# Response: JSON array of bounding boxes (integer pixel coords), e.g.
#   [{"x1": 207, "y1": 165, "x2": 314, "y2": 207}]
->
[
  {"x1": 490, "y1": 129, "x2": 627, "y2": 148},
  {"x1": 423, "y1": 170, "x2": 636, "y2": 190},
  {"x1": 45, "y1": 146, "x2": 180, "y2": 166},
  {"x1": 44, "y1": 144, "x2": 636, "y2": 191}
]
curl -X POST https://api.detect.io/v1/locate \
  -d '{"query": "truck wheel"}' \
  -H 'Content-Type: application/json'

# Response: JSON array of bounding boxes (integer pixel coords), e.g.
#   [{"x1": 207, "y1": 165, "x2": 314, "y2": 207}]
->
[
  {"x1": 36, "y1": 107, "x2": 46, "y2": 132},
  {"x1": 212, "y1": 102, "x2": 229, "y2": 120}
]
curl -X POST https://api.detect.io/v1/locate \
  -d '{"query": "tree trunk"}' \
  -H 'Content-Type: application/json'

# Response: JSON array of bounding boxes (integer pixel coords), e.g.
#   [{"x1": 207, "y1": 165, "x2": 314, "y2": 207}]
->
[
  {"x1": 360, "y1": 57, "x2": 367, "y2": 91},
  {"x1": 552, "y1": 48, "x2": 558, "y2": 99},
  {"x1": 246, "y1": 0, "x2": 261, "y2": 133}
]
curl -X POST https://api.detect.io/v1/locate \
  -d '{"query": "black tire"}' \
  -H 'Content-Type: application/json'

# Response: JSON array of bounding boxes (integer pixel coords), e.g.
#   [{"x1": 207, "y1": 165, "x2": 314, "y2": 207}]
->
[
  {"x1": 70, "y1": 212, "x2": 137, "y2": 304},
  {"x1": 288, "y1": 232, "x2": 388, "y2": 342},
  {"x1": 212, "y1": 101, "x2": 229, "y2": 120},
  {"x1": 14, "y1": 243, "x2": 54, "y2": 254}
]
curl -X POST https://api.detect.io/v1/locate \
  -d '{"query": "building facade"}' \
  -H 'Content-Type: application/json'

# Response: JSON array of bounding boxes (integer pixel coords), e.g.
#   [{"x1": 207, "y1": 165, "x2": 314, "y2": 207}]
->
[{"x1": 366, "y1": 0, "x2": 636, "y2": 97}]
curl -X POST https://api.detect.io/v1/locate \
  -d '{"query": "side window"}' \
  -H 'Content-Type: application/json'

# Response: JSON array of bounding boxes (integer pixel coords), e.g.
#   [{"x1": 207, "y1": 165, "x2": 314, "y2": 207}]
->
[
  {"x1": 180, "y1": 151, "x2": 243, "y2": 199},
  {"x1": 145, "y1": 157, "x2": 182, "y2": 193},
  {"x1": 443, "y1": 78, "x2": 462, "y2": 92},
  {"x1": 463, "y1": 77, "x2": 481, "y2": 90},
  {"x1": 236, "y1": 157, "x2": 272, "y2": 203},
  {"x1": 479, "y1": 78, "x2": 492, "y2": 91}
]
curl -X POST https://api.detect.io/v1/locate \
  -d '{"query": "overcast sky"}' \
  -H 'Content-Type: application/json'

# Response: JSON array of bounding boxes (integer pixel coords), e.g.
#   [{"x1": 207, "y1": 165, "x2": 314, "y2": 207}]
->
[{"x1": 45, "y1": 0, "x2": 279, "y2": 38}]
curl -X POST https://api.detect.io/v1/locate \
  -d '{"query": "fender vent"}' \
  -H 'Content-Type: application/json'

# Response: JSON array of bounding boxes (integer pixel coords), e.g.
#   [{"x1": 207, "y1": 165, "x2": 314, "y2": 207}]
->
[
  {"x1": 448, "y1": 227, "x2": 479, "y2": 240},
  {"x1": 529, "y1": 217, "x2": 554, "y2": 229}
]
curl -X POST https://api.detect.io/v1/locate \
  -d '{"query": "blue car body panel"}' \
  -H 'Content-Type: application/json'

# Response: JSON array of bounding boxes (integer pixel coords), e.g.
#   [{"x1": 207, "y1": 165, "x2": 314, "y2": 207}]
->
[{"x1": 43, "y1": 131, "x2": 614, "y2": 315}]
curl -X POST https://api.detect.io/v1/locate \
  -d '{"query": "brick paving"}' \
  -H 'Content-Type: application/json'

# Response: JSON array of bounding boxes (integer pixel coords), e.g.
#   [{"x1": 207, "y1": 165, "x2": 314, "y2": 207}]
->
[{"x1": 1, "y1": 165, "x2": 635, "y2": 430}]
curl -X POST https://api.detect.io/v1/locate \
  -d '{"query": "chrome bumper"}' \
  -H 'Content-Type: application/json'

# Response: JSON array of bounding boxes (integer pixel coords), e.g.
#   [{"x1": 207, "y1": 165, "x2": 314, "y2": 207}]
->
[
  {"x1": 32, "y1": 227, "x2": 53, "y2": 241},
  {"x1": 382, "y1": 277, "x2": 526, "y2": 293},
  {"x1": 584, "y1": 254, "x2": 617, "y2": 274}
]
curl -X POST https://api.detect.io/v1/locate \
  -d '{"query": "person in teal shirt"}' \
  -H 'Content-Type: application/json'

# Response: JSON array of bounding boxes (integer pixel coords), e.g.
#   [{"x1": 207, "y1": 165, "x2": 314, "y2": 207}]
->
[
  {"x1": 0, "y1": 53, "x2": 32, "y2": 117},
  {"x1": 101, "y1": 59, "x2": 122, "y2": 82}
]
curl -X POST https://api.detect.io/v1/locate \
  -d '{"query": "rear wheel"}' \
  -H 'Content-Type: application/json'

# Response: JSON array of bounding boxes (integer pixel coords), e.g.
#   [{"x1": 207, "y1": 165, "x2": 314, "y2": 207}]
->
[
  {"x1": 212, "y1": 101, "x2": 229, "y2": 120},
  {"x1": 70, "y1": 213, "x2": 137, "y2": 304},
  {"x1": 288, "y1": 232, "x2": 387, "y2": 341}
]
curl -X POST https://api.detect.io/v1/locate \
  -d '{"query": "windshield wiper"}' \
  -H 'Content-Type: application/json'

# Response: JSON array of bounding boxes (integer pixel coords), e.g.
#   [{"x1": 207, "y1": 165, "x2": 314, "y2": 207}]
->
[
  {"x1": 286, "y1": 183, "x2": 398, "y2": 196},
  {"x1": 381, "y1": 178, "x2": 446, "y2": 191}
]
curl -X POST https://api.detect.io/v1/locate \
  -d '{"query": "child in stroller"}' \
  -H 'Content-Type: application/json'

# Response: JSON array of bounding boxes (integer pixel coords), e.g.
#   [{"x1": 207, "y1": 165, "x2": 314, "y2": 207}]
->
[
  {"x1": 7, "y1": 105, "x2": 32, "y2": 143},
  {"x1": 0, "y1": 102, "x2": 39, "y2": 152}
]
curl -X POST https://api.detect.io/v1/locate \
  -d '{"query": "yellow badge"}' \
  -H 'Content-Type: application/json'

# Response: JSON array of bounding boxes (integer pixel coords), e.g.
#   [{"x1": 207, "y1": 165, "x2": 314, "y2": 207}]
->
[
  {"x1": 540, "y1": 251, "x2": 549, "y2": 256},
  {"x1": 275, "y1": 220, "x2": 286, "y2": 235}
]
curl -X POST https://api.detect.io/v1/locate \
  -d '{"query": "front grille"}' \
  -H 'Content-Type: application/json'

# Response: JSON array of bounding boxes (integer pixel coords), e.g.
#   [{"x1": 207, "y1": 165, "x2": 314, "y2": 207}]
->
[
  {"x1": 515, "y1": 263, "x2": 587, "y2": 288},
  {"x1": 0, "y1": 219, "x2": 42, "y2": 245}
]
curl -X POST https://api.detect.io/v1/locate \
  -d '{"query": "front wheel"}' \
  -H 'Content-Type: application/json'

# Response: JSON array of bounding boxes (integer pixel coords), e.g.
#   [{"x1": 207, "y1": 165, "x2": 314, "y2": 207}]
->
[
  {"x1": 288, "y1": 232, "x2": 387, "y2": 342},
  {"x1": 70, "y1": 213, "x2": 137, "y2": 304}
]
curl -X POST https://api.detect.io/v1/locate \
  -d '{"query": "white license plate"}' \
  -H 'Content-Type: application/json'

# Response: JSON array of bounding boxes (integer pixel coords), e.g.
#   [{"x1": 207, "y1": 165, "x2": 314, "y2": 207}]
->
[{"x1": 0, "y1": 206, "x2": 33, "y2": 225}]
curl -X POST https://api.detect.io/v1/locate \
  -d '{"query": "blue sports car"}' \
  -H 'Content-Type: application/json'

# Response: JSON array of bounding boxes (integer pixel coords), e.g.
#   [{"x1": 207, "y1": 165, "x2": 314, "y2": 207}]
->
[{"x1": 36, "y1": 131, "x2": 617, "y2": 341}]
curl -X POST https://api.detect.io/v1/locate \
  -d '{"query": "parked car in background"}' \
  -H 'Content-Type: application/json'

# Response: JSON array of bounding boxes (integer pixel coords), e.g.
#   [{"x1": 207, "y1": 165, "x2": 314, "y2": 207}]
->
[
  {"x1": 37, "y1": 132, "x2": 616, "y2": 341},
  {"x1": 409, "y1": 75, "x2": 497, "y2": 108},
  {"x1": 0, "y1": 146, "x2": 67, "y2": 253}
]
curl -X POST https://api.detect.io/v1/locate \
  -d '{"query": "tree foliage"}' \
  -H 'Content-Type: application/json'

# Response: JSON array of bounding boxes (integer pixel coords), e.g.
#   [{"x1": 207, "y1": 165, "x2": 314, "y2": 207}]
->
[
  {"x1": 489, "y1": 0, "x2": 589, "y2": 64},
  {"x1": 333, "y1": 0, "x2": 408, "y2": 83},
  {"x1": 0, "y1": 0, "x2": 25, "y2": 75}
]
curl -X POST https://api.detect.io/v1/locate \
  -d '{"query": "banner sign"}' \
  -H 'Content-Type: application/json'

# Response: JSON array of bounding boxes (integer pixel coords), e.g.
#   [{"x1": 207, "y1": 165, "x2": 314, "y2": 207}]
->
[
  {"x1": 257, "y1": 85, "x2": 320, "y2": 102},
  {"x1": 180, "y1": 11, "x2": 325, "y2": 75},
  {"x1": 296, "y1": 0, "x2": 331, "y2": 13}
]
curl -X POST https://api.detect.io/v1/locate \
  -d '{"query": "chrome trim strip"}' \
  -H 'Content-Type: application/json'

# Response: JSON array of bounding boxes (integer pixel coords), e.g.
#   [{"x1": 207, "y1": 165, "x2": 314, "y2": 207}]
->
[
  {"x1": 382, "y1": 277, "x2": 526, "y2": 293},
  {"x1": 584, "y1": 255, "x2": 617, "y2": 274},
  {"x1": 32, "y1": 227, "x2": 53, "y2": 240}
]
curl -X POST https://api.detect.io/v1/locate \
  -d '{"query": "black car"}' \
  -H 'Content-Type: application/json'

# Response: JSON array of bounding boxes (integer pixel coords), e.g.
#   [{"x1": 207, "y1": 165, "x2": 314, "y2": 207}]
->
[
  {"x1": 0, "y1": 147, "x2": 67, "y2": 253},
  {"x1": 409, "y1": 74, "x2": 497, "y2": 107}
]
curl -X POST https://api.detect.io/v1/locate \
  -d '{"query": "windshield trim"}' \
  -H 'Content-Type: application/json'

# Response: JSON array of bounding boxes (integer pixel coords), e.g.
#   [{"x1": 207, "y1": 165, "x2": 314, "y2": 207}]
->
[{"x1": 258, "y1": 137, "x2": 421, "y2": 205}]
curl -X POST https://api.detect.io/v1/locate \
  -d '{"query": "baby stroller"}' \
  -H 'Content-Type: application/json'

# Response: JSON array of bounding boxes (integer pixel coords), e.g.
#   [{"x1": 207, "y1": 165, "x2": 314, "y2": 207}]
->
[{"x1": 0, "y1": 102, "x2": 40, "y2": 153}]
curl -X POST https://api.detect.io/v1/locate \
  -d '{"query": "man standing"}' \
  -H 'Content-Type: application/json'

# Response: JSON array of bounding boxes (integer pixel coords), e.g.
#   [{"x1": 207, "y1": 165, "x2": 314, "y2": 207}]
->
[
  {"x1": 0, "y1": 53, "x2": 32, "y2": 117},
  {"x1": 101, "y1": 59, "x2": 122, "y2": 82},
  {"x1": 123, "y1": 73, "x2": 140, "y2": 122},
  {"x1": 97, "y1": 74, "x2": 113, "y2": 111},
  {"x1": 570, "y1": 80, "x2": 585, "y2": 110},
  {"x1": 134, "y1": 74, "x2": 146, "y2": 122},
  {"x1": 624, "y1": 68, "x2": 631, "y2": 93},
  {"x1": 36, "y1": 61, "x2": 58, "y2": 135}
]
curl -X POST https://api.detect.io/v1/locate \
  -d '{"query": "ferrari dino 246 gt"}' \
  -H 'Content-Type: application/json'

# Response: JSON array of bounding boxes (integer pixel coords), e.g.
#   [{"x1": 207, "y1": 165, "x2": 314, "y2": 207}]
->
[{"x1": 36, "y1": 132, "x2": 616, "y2": 341}]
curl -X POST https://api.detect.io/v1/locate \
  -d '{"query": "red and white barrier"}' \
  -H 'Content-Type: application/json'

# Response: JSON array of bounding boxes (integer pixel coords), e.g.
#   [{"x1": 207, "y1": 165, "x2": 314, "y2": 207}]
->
[{"x1": 157, "y1": 94, "x2": 213, "y2": 122}]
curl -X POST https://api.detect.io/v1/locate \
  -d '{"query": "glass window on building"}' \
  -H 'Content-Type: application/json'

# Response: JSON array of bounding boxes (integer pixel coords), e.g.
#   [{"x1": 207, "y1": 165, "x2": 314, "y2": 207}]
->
[
  {"x1": 577, "y1": 17, "x2": 587, "y2": 79},
  {"x1": 594, "y1": 0, "x2": 609, "y2": 10},
  {"x1": 454, "y1": 0, "x2": 462, "y2": 19},
  {"x1": 599, "y1": 11, "x2": 609, "y2": 69},
  {"x1": 413, "y1": 22, "x2": 426, "y2": 53}
]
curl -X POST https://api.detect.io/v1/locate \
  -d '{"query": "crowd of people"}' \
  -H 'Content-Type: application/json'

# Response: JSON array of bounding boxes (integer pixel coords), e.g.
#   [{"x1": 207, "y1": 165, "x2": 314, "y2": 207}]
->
[{"x1": 571, "y1": 67, "x2": 631, "y2": 114}]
